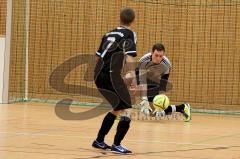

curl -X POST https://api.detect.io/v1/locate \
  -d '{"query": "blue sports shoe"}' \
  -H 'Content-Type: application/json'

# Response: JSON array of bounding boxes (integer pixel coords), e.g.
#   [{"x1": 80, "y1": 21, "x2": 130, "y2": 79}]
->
[
  {"x1": 111, "y1": 144, "x2": 132, "y2": 154},
  {"x1": 92, "y1": 140, "x2": 111, "y2": 150}
]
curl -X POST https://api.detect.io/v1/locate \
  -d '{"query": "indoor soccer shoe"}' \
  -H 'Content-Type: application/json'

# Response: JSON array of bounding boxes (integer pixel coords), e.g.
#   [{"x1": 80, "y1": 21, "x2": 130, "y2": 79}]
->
[
  {"x1": 92, "y1": 140, "x2": 111, "y2": 150},
  {"x1": 111, "y1": 144, "x2": 132, "y2": 154},
  {"x1": 183, "y1": 103, "x2": 191, "y2": 122}
]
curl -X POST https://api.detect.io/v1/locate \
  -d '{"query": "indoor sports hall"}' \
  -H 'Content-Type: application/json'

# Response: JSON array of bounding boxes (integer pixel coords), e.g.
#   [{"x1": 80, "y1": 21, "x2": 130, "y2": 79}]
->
[{"x1": 0, "y1": 0, "x2": 239, "y2": 158}]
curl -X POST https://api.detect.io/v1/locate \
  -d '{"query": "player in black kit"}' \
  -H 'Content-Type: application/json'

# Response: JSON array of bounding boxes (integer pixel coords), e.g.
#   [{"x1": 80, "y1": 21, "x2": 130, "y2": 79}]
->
[{"x1": 92, "y1": 7, "x2": 137, "y2": 154}]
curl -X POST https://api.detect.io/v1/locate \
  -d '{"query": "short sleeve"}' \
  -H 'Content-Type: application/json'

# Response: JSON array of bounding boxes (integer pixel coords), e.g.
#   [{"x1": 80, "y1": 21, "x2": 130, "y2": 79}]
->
[
  {"x1": 124, "y1": 31, "x2": 137, "y2": 57},
  {"x1": 96, "y1": 36, "x2": 105, "y2": 57}
]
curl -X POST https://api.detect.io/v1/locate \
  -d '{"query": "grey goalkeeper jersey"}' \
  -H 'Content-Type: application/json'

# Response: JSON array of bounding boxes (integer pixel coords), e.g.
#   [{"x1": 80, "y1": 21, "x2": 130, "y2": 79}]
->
[{"x1": 138, "y1": 52, "x2": 172, "y2": 85}]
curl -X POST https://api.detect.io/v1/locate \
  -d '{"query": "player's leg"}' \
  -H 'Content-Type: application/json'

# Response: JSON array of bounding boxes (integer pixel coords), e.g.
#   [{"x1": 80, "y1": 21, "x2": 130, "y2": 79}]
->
[
  {"x1": 93, "y1": 71, "x2": 133, "y2": 153},
  {"x1": 182, "y1": 103, "x2": 191, "y2": 122},
  {"x1": 147, "y1": 79, "x2": 191, "y2": 122},
  {"x1": 111, "y1": 108, "x2": 132, "y2": 154},
  {"x1": 154, "y1": 103, "x2": 192, "y2": 122},
  {"x1": 92, "y1": 72, "x2": 117, "y2": 150},
  {"x1": 110, "y1": 75, "x2": 133, "y2": 154},
  {"x1": 92, "y1": 110, "x2": 117, "y2": 149}
]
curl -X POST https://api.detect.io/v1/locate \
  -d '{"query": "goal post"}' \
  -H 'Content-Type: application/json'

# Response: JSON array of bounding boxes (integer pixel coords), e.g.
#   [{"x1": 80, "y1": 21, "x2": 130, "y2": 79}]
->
[{"x1": 0, "y1": 0, "x2": 12, "y2": 104}]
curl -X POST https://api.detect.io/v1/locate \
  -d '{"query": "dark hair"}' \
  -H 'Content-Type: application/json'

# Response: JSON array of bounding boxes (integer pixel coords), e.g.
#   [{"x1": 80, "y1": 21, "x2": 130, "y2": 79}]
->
[
  {"x1": 120, "y1": 7, "x2": 135, "y2": 26},
  {"x1": 152, "y1": 43, "x2": 165, "y2": 52}
]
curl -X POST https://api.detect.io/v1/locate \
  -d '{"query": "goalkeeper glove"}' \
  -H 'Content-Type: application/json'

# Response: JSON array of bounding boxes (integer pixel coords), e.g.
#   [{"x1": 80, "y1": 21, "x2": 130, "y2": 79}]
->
[{"x1": 140, "y1": 97, "x2": 152, "y2": 115}]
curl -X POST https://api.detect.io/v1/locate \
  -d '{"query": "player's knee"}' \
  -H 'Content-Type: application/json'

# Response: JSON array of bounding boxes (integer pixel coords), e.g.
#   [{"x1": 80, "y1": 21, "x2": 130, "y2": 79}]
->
[
  {"x1": 112, "y1": 109, "x2": 132, "y2": 117},
  {"x1": 119, "y1": 115, "x2": 131, "y2": 123},
  {"x1": 121, "y1": 110, "x2": 132, "y2": 122}
]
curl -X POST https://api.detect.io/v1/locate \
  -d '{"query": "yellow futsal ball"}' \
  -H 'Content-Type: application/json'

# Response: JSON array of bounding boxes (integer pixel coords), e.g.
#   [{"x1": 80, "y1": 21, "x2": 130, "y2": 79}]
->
[{"x1": 153, "y1": 94, "x2": 170, "y2": 110}]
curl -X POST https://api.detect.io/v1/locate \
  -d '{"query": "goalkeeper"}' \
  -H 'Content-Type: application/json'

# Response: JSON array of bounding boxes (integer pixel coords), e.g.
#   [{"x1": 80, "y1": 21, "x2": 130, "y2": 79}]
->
[{"x1": 135, "y1": 43, "x2": 191, "y2": 122}]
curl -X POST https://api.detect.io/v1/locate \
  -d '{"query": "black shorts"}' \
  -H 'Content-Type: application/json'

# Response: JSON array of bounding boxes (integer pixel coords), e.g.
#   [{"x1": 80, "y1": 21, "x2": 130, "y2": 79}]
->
[{"x1": 94, "y1": 71, "x2": 132, "y2": 111}]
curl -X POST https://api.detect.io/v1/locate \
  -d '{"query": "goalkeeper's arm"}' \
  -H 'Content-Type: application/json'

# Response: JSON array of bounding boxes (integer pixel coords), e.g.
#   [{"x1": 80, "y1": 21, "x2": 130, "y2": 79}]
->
[
  {"x1": 138, "y1": 62, "x2": 152, "y2": 114},
  {"x1": 159, "y1": 73, "x2": 170, "y2": 92}
]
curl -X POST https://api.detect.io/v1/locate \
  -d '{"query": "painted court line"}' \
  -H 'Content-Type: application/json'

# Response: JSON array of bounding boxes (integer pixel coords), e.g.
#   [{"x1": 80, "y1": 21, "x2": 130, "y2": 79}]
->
[{"x1": 0, "y1": 131, "x2": 235, "y2": 148}]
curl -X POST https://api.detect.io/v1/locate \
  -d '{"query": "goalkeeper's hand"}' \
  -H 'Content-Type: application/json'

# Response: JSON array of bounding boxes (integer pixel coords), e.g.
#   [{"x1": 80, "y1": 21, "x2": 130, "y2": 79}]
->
[
  {"x1": 152, "y1": 109, "x2": 163, "y2": 118},
  {"x1": 140, "y1": 98, "x2": 152, "y2": 115}
]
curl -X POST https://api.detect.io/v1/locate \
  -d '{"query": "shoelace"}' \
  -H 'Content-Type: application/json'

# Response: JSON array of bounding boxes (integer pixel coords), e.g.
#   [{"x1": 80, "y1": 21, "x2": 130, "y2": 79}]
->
[
  {"x1": 116, "y1": 145, "x2": 128, "y2": 152},
  {"x1": 96, "y1": 141, "x2": 107, "y2": 148}
]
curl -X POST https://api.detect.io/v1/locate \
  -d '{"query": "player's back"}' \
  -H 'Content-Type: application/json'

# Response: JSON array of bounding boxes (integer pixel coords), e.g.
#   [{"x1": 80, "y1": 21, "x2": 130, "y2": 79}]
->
[{"x1": 95, "y1": 26, "x2": 137, "y2": 73}]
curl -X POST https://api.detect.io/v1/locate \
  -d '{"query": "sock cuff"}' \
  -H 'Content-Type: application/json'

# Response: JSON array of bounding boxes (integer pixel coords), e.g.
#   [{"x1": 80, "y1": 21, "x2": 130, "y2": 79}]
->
[
  {"x1": 171, "y1": 105, "x2": 176, "y2": 112},
  {"x1": 161, "y1": 110, "x2": 166, "y2": 116}
]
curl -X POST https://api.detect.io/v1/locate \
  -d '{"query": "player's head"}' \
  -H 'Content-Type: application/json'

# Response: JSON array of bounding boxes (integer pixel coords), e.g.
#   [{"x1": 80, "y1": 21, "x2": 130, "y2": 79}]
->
[
  {"x1": 151, "y1": 43, "x2": 165, "y2": 64},
  {"x1": 120, "y1": 7, "x2": 135, "y2": 27}
]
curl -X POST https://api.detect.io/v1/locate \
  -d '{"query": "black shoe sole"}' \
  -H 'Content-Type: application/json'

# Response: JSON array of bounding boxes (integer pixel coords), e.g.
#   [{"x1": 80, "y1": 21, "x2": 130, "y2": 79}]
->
[
  {"x1": 111, "y1": 150, "x2": 132, "y2": 154},
  {"x1": 111, "y1": 151, "x2": 132, "y2": 154},
  {"x1": 92, "y1": 145, "x2": 111, "y2": 150}
]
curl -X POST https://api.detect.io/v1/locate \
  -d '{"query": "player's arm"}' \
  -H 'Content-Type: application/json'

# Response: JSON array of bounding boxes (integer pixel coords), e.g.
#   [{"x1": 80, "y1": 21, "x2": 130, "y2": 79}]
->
[
  {"x1": 124, "y1": 55, "x2": 137, "y2": 88},
  {"x1": 138, "y1": 61, "x2": 153, "y2": 115},
  {"x1": 95, "y1": 56, "x2": 100, "y2": 63},
  {"x1": 123, "y1": 31, "x2": 137, "y2": 87},
  {"x1": 152, "y1": 71, "x2": 171, "y2": 117},
  {"x1": 159, "y1": 65, "x2": 171, "y2": 92},
  {"x1": 138, "y1": 62, "x2": 148, "y2": 100},
  {"x1": 159, "y1": 73, "x2": 170, "y2": 92},
  {"x1": 95, "y1": 35, "x2": 105, "y2": 62},
  {"x1": 94, "y1": 36, "x2": 105, "y2": 74}
]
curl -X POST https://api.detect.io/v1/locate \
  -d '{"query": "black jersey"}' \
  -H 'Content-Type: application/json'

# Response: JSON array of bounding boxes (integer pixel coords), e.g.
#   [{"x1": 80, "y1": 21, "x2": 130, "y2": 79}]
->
[{"x1": 95, "y1": 26, "x2": 137, "y2": 73}]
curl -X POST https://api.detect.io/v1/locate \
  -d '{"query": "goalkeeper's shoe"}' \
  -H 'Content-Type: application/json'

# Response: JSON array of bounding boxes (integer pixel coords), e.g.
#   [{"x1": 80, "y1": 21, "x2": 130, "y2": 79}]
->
[{"x1": 183, "y1": 103, "x2": 191, "y2": 122}]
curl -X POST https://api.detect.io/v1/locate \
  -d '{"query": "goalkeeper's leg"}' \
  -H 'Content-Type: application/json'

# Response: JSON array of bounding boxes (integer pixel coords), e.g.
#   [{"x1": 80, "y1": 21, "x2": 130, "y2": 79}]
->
[{"x1": 154, "y1": 103, "x2": 192, "y2": 122}]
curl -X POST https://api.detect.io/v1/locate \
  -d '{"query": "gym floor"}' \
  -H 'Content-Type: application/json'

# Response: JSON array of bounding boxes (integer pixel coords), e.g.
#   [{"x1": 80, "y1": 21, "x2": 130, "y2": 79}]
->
[{"x1": 0, "y1": 103, "x2": 239, "y2": 159}]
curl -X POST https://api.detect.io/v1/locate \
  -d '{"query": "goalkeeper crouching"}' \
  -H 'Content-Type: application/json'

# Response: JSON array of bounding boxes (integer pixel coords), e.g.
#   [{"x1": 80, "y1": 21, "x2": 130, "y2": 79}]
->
[{"x1": 136, "y1": 43, "x2": 191, "y2": 122}]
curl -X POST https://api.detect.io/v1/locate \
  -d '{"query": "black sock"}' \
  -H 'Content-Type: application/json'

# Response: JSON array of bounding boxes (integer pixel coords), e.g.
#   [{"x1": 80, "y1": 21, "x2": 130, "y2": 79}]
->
[
  {"x1": 164, "y1": 104, "x2": 185, "y2": 115},
  {"x1": 164, "y1": 106, "x2": 172, "y2": 115},
  {"x1": 114, "y1": 116, "x2": 131, "y2": 146},
  {"x1": 176, "y1": 104, "x2": 185, "y2": 113},
  {"x1": 96, "y1": 112, "x2": 116, "y2": 142}
]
